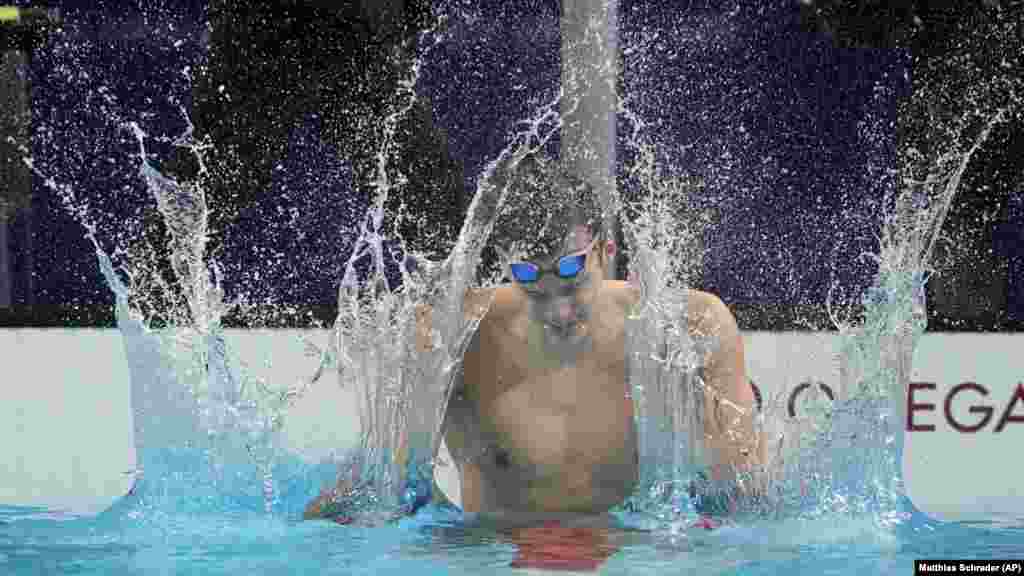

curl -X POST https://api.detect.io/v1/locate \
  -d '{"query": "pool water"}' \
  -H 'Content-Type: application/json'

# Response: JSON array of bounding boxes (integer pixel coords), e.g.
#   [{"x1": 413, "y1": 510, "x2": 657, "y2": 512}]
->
[{"x1": 3, "y1": 487, "x2": 1022, "y2": 575}]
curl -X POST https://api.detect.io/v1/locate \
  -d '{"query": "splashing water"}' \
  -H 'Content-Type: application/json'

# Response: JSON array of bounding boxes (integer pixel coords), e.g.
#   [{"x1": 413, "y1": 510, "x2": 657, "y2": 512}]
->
[
  {"x1": 19, "y1": 30, "x2": 344, "y2": 517},
  {"x1": 789, "y1": 27, "x2": 1023, "y2": 530},
  {"x1": 312, "y1": 12, "x2": 496, "y2": 517},
  {"x1": 13, "y1": 1, "x2": 1022, "y2": 562}
]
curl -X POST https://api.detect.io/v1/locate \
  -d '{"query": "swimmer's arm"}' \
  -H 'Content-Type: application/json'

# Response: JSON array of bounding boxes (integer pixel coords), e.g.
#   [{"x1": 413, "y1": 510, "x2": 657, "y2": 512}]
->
[
  {"x1": 690, "y1": 292, "x2": 766, "y2": 491},
  {"x1": 302, "y1": 306, "x2": 439, "y2": 520},
  {"x1": 412, "y1": 292, "x2": 490, "y2": 508},
  {"x1": 415, "y1": 288, "x2": 493, "y2": 351},
  {"x1": 301, "y1": 289, "x2": 493, "y2": 518},
  {"x1": 438, "y1": 377, "x2": 485, "y2": 513},
  {"x1": 418, "y1": 291, "x2": 493, "y2": 513}
]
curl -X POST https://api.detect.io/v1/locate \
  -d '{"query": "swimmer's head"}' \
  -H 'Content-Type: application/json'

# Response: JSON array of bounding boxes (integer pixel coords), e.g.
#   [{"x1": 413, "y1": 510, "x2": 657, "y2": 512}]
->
[
  {"x1": 488, "y1": 154, "x2": 617, "y2": 333},
  {"x1": 490, "y1": 154, "x2": 612, "y2": 263}
]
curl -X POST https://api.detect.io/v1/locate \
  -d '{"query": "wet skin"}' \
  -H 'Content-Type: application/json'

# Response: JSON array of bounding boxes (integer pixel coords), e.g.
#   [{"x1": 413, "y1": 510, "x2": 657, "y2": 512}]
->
[{"x1": 439, "y1": 227, "x2": 762, "y2": 520}]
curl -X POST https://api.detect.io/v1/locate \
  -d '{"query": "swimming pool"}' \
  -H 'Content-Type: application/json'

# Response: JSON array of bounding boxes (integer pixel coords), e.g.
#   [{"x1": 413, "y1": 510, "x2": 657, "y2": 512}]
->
[
  {"x1": 5, "y1": 1, "x2": 1021, "y2": 573},
  {"x1": 4, "y1": 327, "x2": 1019, "y2": 576},
  {"x1": 9, "y1": 313, "x2": 1023, "y2": 576},
  {"x1": 3, "y1": 489, "x2": 1022, "y2": 575}
]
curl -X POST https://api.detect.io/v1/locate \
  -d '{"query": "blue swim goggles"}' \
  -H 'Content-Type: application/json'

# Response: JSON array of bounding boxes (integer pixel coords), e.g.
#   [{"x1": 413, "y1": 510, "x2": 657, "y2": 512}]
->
[{"x1": 508, "y1": 245, "x2": 593, "y2": 284}]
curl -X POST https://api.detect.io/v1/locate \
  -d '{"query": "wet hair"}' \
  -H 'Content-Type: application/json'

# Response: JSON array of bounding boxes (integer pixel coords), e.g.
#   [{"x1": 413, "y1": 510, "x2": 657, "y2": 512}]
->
[{"x1": 488, "y1": 154, "x2": 606, "y2": 262}]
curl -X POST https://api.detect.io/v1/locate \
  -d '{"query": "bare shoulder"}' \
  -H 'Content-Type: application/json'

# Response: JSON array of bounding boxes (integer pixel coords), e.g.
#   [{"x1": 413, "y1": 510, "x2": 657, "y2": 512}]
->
[
  {"x1": 600, "y1": 281, "x2": 736, "y2": 328},
  {"x1": 416, "y1": 285, "x2": 519, "y2": 352},
  {"x1": 601, "y1": 279, "x2": 642, "y2": 313},
  {"x1": 685, "y1": 289, "x2": 738, "y2": 333},
  {"x1": 464, "y1": 284, "x2": 521, "y2": 324}
]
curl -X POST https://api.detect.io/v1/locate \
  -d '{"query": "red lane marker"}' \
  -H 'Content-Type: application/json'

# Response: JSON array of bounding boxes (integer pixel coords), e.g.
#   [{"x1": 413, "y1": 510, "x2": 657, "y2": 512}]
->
[{"x1": 509, "y1": 522, "x2": 618, "y2": 572}]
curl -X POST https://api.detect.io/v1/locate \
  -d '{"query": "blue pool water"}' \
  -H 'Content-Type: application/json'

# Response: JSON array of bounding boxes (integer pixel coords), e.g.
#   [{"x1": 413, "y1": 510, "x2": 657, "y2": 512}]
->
[
  {"x1": 3, "y1": 498, "x2": 1023, "y2": 575},
  {"x1": 3, "y1": 442, "x2": 1023, "y2": 576}
]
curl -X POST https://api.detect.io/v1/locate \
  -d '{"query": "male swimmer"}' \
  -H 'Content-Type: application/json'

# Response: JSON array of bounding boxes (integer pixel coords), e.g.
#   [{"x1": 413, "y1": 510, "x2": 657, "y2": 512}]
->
[{"x1": 305, "y1": 154, "x2": 764, "y2": 526}]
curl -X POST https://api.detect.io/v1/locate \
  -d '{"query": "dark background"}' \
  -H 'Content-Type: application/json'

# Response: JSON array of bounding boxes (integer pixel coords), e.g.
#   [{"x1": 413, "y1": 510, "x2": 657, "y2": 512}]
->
[{"x1": 0, "y1": 0, "x2": 1020, "y2": 331}]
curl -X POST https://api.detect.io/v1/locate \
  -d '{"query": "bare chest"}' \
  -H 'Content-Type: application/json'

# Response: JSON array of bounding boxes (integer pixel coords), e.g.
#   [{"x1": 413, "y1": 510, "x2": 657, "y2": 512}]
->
[{"x1": 467, "y1": 310, "x2": 634, "y2": 471}]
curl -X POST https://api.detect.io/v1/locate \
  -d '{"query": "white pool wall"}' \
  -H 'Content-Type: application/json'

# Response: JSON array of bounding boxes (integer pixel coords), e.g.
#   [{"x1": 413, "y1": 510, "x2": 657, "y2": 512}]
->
[{"x1": 1, "y1": 329, "x2": 1020, "y2": 523}]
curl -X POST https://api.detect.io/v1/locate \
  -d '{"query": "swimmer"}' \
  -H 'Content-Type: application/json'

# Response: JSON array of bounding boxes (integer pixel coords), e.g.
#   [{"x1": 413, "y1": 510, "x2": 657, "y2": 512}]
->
[{"x1": 305, "y1": 154, "x2": 765, "y2": 523}]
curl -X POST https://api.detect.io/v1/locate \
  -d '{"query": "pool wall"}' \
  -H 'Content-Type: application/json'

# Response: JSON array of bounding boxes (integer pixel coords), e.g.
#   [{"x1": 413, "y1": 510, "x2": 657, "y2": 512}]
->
[{"x1": 1, "y1": 329, "x2": 1020, "y2": 523}]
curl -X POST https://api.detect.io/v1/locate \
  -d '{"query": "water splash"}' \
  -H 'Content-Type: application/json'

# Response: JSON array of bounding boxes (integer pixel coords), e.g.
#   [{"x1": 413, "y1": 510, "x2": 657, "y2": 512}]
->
[
  {"x1": 570, "y1": 5, "x2": 732, "y2": 525},
  {"x1": 315, "y1": 14, "x2": 469, "y2": 516},
  {"x1": 786, "y1": 21, "x2": 1022, "y2": 531},
  {"x1": 20, "y1": 85, "x2": 335, "y2": 518},
  {"x1": 617, "y1": 115, "x2": 710, "y2": 522}
]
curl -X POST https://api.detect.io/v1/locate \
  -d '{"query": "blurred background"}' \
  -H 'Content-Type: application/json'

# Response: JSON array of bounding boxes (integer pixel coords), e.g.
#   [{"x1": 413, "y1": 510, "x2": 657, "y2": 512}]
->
[{"x1": 0, "y1": 0, "x2": 1020, "y2": 332}]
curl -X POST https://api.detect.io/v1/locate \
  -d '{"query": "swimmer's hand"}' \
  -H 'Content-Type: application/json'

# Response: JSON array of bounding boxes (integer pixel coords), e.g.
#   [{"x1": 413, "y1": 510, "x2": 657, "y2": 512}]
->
[
  {"x1": 303, "y1": 486, "x2": 356, "y2": 524},
  {"x1": 303, "y1": 462, "x2": 362, "y2": 523},
  {"x1": 302, "y1": 460, "x2": 433, "y2": 524},
  {"x1": 689, "y1": 466, "x2": 774, "y2": 519}
]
